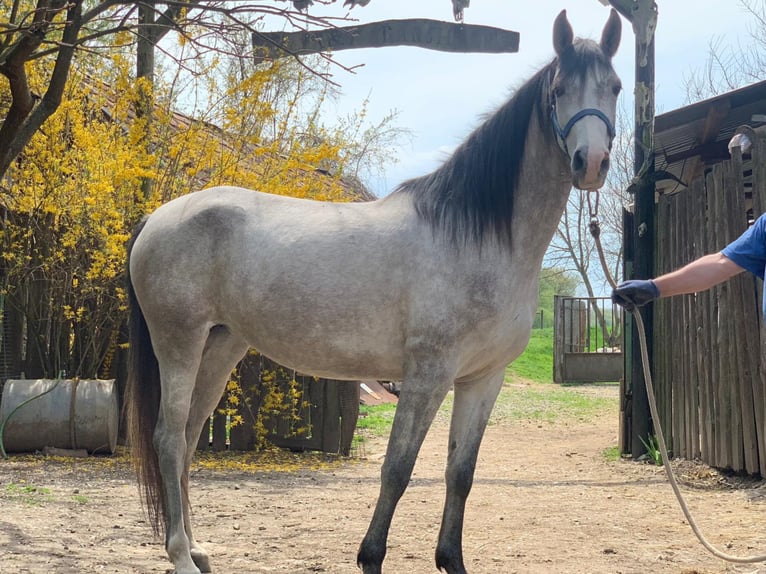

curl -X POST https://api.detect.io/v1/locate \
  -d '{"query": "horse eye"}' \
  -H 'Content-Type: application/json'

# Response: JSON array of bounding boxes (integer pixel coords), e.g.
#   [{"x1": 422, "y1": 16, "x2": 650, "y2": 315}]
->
[
  {"x1": 553, "y1": 86, "x2": 565, "y2": 98},
  {"x1": 612, "y1": 83, "x2": 622, "y2": 96}
]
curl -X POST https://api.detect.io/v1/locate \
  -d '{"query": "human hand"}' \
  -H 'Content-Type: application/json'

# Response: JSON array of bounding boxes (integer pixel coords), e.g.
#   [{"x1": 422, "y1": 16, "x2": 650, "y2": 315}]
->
[{"x1": 611, "y1": 279, "x2": 660, "y2": 310}]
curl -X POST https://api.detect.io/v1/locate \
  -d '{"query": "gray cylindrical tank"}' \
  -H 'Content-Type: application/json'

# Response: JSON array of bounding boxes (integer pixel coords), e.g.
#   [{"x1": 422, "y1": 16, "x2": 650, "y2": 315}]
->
[{"x1": 0, "y1": 379, "x2": 119, "y2": 454}]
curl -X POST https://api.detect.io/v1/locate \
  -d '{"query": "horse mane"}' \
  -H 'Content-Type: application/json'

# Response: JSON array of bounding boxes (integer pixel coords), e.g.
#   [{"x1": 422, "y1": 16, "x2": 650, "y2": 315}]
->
[{"x1": 394, "y1": 39, "x2": 611, "y2": 249}]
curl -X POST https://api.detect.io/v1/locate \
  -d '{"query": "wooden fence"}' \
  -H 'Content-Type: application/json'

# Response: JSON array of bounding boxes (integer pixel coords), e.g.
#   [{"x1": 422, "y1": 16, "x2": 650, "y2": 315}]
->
[
  {"x1": 652, "y1": 127, "x2": 766, "y2": 475},
  {"x1": 195, "y1": 353, "x2": 360, "y2": 455}
]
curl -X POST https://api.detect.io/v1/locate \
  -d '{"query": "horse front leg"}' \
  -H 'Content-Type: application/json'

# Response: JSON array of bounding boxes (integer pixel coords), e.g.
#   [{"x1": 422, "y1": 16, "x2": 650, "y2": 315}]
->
[
  {"x1": 357, "y1": 360, "x2": 455, "y2": 574},
  {"x1": 435, "y1": 369, "x2": 505, "y2": 574}
]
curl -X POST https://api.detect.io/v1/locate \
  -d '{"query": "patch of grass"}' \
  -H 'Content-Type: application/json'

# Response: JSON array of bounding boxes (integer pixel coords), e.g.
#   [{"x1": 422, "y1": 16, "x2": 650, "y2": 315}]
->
[
  {"x1": 640, "y1": 434, "x2": 663, "y2": 466},
  {"x1": 355, "y1": 403, "x2": 397, "y2": 442},
  {"x1": 488, "y1": 383, "x2": 616, "y2": 425},
  {"x1": 5, "y1": 482, "x2": 52, "y2": 505},
  {"x1": 507, "y1": 328, "x2": 554, "y2": 383},
  {"x1": 602, "y1": 445, "x2": 621, "y2": 462},
  {"x1": 71, "y1": 494, "x2": 90, "y2": 504},
  {"x1": 353, "y1": 326, "x2": 617, "y2": 440}
]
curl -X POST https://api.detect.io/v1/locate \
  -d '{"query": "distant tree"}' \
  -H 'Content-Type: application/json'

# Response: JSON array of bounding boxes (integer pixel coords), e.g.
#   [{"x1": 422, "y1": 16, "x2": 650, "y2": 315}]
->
[
  {"x1": 683, "y1": 0, "x2": 766, "y2": 101},
  {"x1": 535, "y1": 267, "x2": 581, "y2": 329}
]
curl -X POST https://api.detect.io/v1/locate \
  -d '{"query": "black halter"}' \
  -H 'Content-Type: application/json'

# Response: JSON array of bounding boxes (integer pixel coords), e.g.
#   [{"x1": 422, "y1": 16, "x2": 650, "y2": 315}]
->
[{"x1": 551, "y1": 104, "x2": 615, "y2": 156}]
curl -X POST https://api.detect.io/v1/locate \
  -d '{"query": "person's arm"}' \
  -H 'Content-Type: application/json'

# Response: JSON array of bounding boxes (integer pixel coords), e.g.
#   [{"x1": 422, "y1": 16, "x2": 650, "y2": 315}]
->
[
  {"x1": 612, "y1": 252, "x2": 745, "y2": 309},
  {"x1": 653, "y1": 252, "x2": 745, "y2": 297}
]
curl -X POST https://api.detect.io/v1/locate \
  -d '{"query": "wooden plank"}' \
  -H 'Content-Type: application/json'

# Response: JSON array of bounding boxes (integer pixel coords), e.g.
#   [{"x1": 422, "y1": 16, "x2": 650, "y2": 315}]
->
[
  {"x1": 727, "y1": 149, "x2": 760, "y2": 473},
  {"x1": 229, "y1": 359, "x2": 257, "y2": 451},
  {"x1": 722, "y1": 161, "x2": 745, "y2": 472},
  {"x1": 321, "y1": 380, "x2": 342, "y2": 453},
  {"x1": 692, "y1": 177, "x2": 712, "y2": 462},
  {"x1": 212, "y1": 394, "x2": 228, "y2": 451},
  {"x1": 686, "y1": 186, "x2": 701, "y2": 459},
  {"x1": 701, "y1": 172, "x2": 714, "y2": 465},
  {"x1": 670, "y1": 193, "x2": 684, "y2": 457},
  {"x1": 677, "y1": 189, "x2": 690, "y2": 458},
  {"x1": 707, "y1": 168, "x2": 727, "y2": 468},
  {"x1": 654, "y1": 194, "x2": 670, "y2": 445},
  {"x1": 749, "y1": 131, "x2": 766, "y2": 476},
  {"x1": 686, "y1": 189, "x2": 700, "y2": 457},
  {"x1": 713, "y1": 164, "x2": 744, "y2": 470},
  {"x1": 751, "y1": 128, "x2": 766, "y2": 216}
]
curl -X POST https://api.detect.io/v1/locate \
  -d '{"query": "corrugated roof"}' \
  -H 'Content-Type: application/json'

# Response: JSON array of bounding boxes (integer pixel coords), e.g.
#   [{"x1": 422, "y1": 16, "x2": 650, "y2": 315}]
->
[{"x1": 654, "y1": 79, "x2": 766, "y2": 195}]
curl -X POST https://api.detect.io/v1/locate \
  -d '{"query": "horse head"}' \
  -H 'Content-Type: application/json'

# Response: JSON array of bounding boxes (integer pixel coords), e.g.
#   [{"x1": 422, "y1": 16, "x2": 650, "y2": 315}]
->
[{"x1": 550, "y1": 9, "x2": 622, "y2": 191}]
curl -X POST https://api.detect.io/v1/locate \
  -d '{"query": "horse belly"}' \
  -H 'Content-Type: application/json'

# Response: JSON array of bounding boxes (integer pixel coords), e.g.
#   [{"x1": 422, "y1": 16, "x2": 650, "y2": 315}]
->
[{"x1": 225, "y1": 290, "x2": 407, "y2": 382}]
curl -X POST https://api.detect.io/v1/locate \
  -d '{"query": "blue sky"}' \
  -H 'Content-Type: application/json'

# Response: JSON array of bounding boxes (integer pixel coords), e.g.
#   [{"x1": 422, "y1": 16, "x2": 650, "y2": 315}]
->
[{"x1": 309, "y1": 1, "x2": 753, "y2": 196}]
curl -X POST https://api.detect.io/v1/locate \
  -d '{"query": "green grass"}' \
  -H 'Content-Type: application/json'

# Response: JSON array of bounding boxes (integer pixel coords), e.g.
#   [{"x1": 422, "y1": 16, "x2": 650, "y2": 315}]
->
[
  {"x1": 5, "y1": 483, "x2": 52, "y2": 505},
  {"x1": 508, "y1": 328, "x2": 554, "y2": 382},
  {"x1": 355, "y1": 403, "x2": 397, "y2": 441},
  {"x1": 602, "y1": 445, "x2": 621, "y2": 462},
  {"x1": 353, "y1": 327, "x2": 618, "y2": 441},
  {"x1": 486, "y1": 383, "x2": 616, "y2": 424}
]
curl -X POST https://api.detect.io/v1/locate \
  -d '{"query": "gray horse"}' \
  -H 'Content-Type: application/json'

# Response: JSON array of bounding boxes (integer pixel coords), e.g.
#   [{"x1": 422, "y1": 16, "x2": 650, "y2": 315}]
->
[{"x1": 125, "y1": 9, "x2": 621, "y2": 574}]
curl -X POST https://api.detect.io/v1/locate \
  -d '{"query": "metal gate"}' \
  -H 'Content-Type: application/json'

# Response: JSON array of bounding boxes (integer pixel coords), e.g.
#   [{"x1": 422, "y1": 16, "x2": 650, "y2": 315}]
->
[{"x1": 553, "y1": 296, "x2": 623, "y2": 383}]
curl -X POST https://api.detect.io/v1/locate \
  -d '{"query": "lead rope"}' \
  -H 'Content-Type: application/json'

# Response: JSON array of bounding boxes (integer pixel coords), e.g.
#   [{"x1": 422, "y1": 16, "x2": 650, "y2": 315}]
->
[
  {"x1": 586, "y1": 190, "x2": 766, "y2": 562},
  {"x1": 632, "y1": 309, "x2": 766, "y2": 563},
  {"x1": 587, "y1": 190, "x2": 617, "y2": 291}
]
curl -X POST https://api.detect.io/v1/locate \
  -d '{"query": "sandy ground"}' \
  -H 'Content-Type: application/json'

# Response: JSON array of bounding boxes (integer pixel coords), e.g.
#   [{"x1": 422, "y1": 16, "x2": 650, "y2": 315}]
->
[{"x1": 2, "y1": 382, "x2": 766, "y2": 574}]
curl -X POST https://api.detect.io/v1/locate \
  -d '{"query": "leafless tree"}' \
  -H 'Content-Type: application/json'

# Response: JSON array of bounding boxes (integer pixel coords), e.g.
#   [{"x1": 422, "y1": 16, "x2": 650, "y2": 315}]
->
[{"x1": 683, "y1": 0, "x2": 766, "y2": 102}]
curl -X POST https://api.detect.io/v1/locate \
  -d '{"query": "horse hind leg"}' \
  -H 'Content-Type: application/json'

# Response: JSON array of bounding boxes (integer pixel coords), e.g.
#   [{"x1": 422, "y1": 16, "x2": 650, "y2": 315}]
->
[
  {"x1": 435, "y1": 369, "x2": 505, "y2": 574},
  {"x1": 181, "y1": 326, "x2": 249, "y2": 573},
  {"x1": 151, "y1": 326, "x2": 212, "y2": 574}
]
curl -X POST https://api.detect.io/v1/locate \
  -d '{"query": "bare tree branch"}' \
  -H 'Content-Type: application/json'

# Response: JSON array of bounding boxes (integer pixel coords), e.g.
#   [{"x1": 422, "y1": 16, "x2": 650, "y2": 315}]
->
[{"x1": 0, "y1": 2, "x2": 82, "y2": 178}]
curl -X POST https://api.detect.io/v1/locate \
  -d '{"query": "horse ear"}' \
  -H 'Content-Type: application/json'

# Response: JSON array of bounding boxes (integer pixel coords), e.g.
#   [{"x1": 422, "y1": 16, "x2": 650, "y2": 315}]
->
[
  {"x1": 600, "y1": 9, "x2": 622, "y2": 59},
  {"x1": 553, "y1": 10, "x2": 573, "y2": 57}
]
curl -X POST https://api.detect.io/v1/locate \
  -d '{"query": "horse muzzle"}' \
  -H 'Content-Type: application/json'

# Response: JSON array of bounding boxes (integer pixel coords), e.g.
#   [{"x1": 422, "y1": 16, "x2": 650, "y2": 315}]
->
[{"x1": 570, "y1": 145, "x2": 610, "y2": 191}]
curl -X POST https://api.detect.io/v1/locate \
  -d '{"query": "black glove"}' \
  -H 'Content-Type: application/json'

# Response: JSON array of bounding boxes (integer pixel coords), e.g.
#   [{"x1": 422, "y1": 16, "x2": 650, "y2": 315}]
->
[{"x1": 611, "y1": 279, "x2": 660, "y2": 310}]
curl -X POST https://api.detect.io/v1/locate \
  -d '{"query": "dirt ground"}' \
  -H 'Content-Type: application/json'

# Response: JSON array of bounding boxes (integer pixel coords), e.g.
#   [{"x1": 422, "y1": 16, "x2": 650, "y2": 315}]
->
[{"x1": 3, "y1": 382, "x2": 766, "y2": 574}]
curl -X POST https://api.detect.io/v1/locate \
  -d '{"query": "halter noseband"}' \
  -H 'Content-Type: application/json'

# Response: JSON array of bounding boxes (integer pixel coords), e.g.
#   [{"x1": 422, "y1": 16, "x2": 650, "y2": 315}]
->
[{"x1": 551, "y1": 105, "x2": 615, "y2": 156}]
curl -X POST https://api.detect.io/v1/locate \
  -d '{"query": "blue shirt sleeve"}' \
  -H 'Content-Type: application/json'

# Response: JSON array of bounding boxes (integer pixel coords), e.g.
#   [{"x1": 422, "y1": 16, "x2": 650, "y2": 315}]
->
[{"x1": 721, "y1": 212, "x2": 766, "y2": 278}]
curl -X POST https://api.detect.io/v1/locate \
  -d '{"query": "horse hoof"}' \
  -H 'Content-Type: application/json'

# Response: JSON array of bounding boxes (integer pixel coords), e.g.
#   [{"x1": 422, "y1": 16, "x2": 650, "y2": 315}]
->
[
  {"x1": 191, "y1": 549, "x2": 212, "y2": 573},
  {"x1": 435, "y1": 547, "x2": 467, "y2": 574}
]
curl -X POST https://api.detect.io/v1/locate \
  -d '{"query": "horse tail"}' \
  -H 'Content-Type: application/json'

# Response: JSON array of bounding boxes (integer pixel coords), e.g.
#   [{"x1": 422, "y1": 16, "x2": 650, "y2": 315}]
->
[{"x1": 124, "y1": 216, "x2": 166, "y2": 535}]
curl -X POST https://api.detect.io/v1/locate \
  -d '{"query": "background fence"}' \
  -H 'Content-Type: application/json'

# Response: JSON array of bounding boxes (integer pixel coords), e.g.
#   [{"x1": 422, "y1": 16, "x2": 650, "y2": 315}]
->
[
  {"x1": 195, "y1": 354, "x2": 359, "y2": 455},
  {"x1": 553, "y1": 296, "x2": 622, "y2": 384},
  {"x1": 651, "y1": 132, "x2": 766, "y2": 475}
]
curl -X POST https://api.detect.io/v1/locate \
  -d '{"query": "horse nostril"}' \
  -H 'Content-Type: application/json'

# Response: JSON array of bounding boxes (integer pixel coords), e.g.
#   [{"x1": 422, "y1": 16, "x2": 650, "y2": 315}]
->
[
  {"x1": 572, "y1": 149, "x2": 586, "y2": 173},
  {"x1": 600, "y1": 154, "x2": 610, "y2": 174}
]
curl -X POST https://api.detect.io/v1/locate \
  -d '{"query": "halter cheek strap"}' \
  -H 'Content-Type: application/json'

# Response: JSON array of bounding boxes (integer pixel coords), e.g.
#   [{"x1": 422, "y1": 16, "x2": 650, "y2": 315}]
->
[{"x1": 551, "y1": 105, "x2": 615, "y2": 156}]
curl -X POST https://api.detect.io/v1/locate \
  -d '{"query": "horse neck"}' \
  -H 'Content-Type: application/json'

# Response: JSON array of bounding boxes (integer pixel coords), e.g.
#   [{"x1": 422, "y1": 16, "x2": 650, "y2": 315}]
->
[{"x1": 510, "y1": 112, "x2": 572, "y2": 265}]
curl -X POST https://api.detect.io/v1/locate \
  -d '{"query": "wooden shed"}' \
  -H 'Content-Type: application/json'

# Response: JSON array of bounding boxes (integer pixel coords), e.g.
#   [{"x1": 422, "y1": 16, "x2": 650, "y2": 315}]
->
[{"x1": 626, "y1": 79, "x2": 766, "y2": 475}]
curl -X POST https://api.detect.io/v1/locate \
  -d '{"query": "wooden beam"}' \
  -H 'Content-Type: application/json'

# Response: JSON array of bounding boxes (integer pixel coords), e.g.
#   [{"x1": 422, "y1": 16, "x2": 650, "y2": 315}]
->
[
  {"x1": 252, "y1": 19, "x2": 519, "y2": 62},
  {"x1": 607, "y1": 0, "x2": 637, "y2": 22}
]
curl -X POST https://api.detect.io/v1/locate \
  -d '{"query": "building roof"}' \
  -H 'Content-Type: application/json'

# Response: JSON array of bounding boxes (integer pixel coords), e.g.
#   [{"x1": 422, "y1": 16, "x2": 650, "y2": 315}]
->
[{"x1": 654, "y1": 79, "x2": 766, "y2": 195}]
